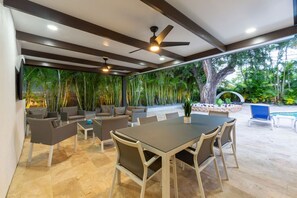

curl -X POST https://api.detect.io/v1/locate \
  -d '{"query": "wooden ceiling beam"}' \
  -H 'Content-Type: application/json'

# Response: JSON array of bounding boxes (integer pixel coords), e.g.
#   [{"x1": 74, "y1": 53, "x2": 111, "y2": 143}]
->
[
  {"x1": 4, "y1": 0, "x2": 184, "y2": 61},
  {"x1": 21, "y1": 49, "x2": 139, "y2": 72},
  {"x1": 141, "y1": 0, "x2": 226, "y2": 52},
  {"x1": 24, "y1": 59, "x2": 126, "y2": 76},
  {"x1": 154, "y1": 26, "x2": 297, "y2": 69},
  {"x1": 16, "y1": 31, "x2": 158, "y2": 68}
]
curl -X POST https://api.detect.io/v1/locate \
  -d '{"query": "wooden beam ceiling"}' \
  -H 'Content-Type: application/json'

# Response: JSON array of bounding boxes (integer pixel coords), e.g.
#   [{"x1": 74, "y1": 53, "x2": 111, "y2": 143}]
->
[
  {"x1": 140, "y1": 0, "x2": 226, "y2": 52},
  {"x1": 153, "y1": 26, "x2": 297, "y2": 70},
  {"x1": 4, "y1": 0, "x2": 184, "y2": 61},
  {"x1": 16, "y1": 31, "x2": 158, "y2": 68},
  {"x1": 25, "y1": 59, "x2": 125, "y2": 75},
  {"x1": 21, "y1": 49, "x2": 139, "y2": 72}
]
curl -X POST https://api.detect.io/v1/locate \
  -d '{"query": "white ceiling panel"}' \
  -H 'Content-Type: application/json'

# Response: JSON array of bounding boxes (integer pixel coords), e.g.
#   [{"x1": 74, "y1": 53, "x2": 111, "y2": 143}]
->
[{"x1": 20, "y1": 41, "x2": 147, "y2": 69}]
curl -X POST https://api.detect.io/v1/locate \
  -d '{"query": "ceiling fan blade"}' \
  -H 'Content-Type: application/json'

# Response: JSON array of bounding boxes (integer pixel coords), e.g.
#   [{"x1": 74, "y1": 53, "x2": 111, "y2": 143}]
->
[
  {"x1": 155, "y1": 25, "x2": 173, "y2": 44},
  {"x1": 160, "y1": 42, "x2": 190, "y2": 47},
  {"x1": 129, "y1": 48, "x2": 142, "y2": 54}
]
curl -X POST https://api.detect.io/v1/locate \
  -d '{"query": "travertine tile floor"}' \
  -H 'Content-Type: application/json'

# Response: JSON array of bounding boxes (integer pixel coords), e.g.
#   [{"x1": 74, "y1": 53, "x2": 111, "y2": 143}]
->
[{"x1": 7, "y1": 104, "x2": 297, "y2": 197}]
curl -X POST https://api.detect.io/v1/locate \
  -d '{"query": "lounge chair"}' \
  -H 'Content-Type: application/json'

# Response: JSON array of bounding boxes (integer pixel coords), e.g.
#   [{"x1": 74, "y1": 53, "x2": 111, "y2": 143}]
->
[{"x1": 248, "y1": 104, "x2": 274, "y2": 130}]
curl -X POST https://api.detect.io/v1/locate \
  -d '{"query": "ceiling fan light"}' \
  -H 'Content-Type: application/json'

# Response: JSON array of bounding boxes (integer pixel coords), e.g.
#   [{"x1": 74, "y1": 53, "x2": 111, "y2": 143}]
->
[
  {"x1": 150, "y1": 44, "x2": 160, "y2": 52},
  {"x1": 102, "y1": 67, "x2": 109, "y2": 72}
]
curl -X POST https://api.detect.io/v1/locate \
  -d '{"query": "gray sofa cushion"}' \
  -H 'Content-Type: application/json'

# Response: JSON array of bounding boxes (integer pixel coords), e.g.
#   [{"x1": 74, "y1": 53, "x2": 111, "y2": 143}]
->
[
  {"x1": 28, "y1": 107, "x2": 48, "y2": 118},
  {"x1": 132, "y1": 109, "x2": 145, "y2": 113},
  {"x1": 101, "y1": 105, "x2": 110, "y2": 113},
  {"x1": 115, "y1": 107, "x2": 126, "y2": 115},
  {"x1": 68, "y1": 115, "x2": 85, "y2": 120},
  {"x1": 61, "y1": 106, "x2": 78, "y2": 116}
]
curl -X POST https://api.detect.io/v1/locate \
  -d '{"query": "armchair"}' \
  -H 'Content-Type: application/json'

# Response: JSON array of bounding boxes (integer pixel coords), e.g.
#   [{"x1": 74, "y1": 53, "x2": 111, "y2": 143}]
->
[
  {"x1": 95, "y1": 105, "x2": 114, "y2": 117},
  {"x1": 27, "y1": 118, "x2": 77, "y2": 167},
  {"x1": 26, "y1": 107, "x2": 59, "y2": 136},
  {"x1": 93, "y1": 115, "x2": 129, "y2": 152},
  {"x1": 115, "y1": 106, "x2": 147, "y2": 122},
  {"x1": 60, "y1": 106, "x2": 86, "y2": 123}
]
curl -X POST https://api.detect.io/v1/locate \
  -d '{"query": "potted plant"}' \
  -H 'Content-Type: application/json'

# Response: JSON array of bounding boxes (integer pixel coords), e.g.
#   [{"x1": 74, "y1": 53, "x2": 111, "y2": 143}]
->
[{"x1": 183, "y1": 98, "x2": 192, "y2": 123}]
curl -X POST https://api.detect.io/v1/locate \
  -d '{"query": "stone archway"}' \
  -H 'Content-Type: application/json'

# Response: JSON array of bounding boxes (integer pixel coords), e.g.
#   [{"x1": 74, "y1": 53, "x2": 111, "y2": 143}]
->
[{"x1": 216, "y1": 91, "x2": 245, "y2": 103}]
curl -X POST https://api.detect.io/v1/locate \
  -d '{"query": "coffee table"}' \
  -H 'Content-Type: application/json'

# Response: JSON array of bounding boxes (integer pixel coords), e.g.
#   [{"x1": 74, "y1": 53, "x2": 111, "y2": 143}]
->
[{"x1": 77, "y1": 120, "x2": 95, "y2": 140}]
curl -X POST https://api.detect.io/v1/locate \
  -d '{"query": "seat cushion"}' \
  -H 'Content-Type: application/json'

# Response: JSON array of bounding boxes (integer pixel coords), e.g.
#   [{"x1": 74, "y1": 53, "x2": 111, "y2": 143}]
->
[
  {"x1": 132, "y1": 109, "x2": 144, "y2": 113},
  {"x1": 96, "y1": 112, "x2": 111, "y2": 116},
  {"x1": 68, "y1": 115, "x2": 85, "y2": 120},
  {"x1": 28, "y1": 108, "x2": 48, "y2": 118}
]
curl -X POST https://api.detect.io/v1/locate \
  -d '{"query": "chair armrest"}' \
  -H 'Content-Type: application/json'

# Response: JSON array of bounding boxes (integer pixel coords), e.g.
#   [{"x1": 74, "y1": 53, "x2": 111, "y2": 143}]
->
[
  {"x1": 131, "y1": 112, "x2": 147, "y2": 122},
  {"x1": 78, "y1": 110, "x2": 86, "y2": 116},
  {"x1": 185, "y1": 148, "x2": 196, "y2": 155},
  {"x1": 47, "y1": 112, "x2": 58, "y2": 118},
  {"x1": 144, "y1": 154, "x2": 160, "y2": 167},
  {"x1": 27, "y1": 114, "x2": 44, "y2": 119},
  {"x1": 53, "y1": 122, "x2": 77, "y2": 143},
  {"x1": 60, "y1": 112, "x2": 69, "y2": 121}
]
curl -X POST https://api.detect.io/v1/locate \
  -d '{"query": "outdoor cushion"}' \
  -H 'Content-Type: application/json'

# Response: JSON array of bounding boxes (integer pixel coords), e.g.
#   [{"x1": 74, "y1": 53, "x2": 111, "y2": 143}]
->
[
  {"x1": 28, "y1": 108, "x2": 48, "y2": 118},
  {"x1": 132, "y1": 109, "x2": 144, "y2": 113},
  {"x1": 68, "y1": 115, "x2": 85, "y2": 120},
  {"x1": 62, "y1": 106, "x2": 78, "y2": 116},
  {"x1": 126, "y1": 110, "x2": 132, "y2": 116},
  {"x1": 96, "y1": 112, "x2": 111, "y2": 116},
  {"x1": 115, "y1": 107, "x2": 125, "y2": 115},
  {"x1": 101, "y1": 105, "x2": 110, "y2": 113}
]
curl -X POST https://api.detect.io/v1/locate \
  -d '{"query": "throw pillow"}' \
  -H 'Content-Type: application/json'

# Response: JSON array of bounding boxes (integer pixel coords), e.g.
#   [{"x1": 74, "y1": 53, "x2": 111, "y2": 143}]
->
[
  {"x1": 115, "y1": 107, "x2": 125, "y2": 115},
  {"x1": 101, "y1": 105, "x2": 110, "y2": 113},
  {"x1": 125, "y1": 110, "x2": 132, "y2": 116}
]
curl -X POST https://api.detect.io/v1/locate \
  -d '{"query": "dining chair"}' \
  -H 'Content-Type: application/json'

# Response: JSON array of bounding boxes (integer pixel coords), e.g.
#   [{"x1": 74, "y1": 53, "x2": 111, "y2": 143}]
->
[
  {"x1": 165, "y1": 112, "x2": 179, "y2": 120},
  {"x1": 109, "y1": 131, "x2": 178, "y2": 198},
  {"x1": 138, "y1": 115, "x2": 158, "y2": 125},
  {"x1": 27, "y1": 118, "x2": 77, "y2": 167},
  {"x1": 214, "y1": 119, "x2": 238, "y2": 180},
  {"x1": 208, "y1": 110, "x2": 229, "y2": 117},
  {"x1": 176, "y1": 127, "x2": 222, "y2": 198}
]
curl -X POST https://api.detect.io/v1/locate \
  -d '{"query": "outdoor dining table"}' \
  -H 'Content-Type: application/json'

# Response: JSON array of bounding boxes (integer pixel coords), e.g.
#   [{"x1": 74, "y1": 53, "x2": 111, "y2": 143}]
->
[{"x1": 116, "y1": 114, "x2": 235, "y2": 198}]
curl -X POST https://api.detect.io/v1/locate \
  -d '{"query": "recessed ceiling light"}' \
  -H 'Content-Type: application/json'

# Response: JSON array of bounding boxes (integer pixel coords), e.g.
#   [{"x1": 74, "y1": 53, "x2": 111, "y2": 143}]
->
[
  {"x1": 159, "y1": 56, "x2": 165, "y2": 61},
  {"x1": 103, "y1": 41, "x2": 109, "y2": 47},
  {"x1": 139, "y1": 62, "x2": 145, "y2": 66},
  {"x1": 245, "y1": 27, "x2": 256, "y2": 34},
  {"x1": 47, "y1": 24, "x2": 58, "y2": 31},
  {"x1": 173, "y1": 60, "x2": 180, "y2": 64}
]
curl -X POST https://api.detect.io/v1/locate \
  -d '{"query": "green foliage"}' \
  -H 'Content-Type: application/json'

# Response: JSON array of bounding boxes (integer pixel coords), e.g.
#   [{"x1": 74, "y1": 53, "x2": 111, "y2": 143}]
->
[
  {"x1": 216, "y1": 99, "x2": 224, "y2": 106},
  {"x1": 183, "y1": 98, "x2": 192, "y2": 117},
  {"x1": 24, "y1": 66, "x2": 122, "y2": 111},
  {"x1": 225, "y1": 98, "x2": 232, "y2": 104}
]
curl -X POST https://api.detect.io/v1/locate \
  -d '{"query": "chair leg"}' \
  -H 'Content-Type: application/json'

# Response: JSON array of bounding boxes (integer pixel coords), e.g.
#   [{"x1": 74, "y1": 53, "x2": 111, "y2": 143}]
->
[
  {"x1": 140, "y1": 177, "x2": 147, "y2": 198},
  {"x1": 219, "y1": 144, "x2": 229, "y2": 180},
  {"x1": 26, "y1": 124, "x2": 30, "y2": 136},
  {"x1": 74, "y1": 135, "x2": 77, "y2": 152},
  {"x1": 101, "y1": 141, "x2": 104, "y2": 152},
  {"x1": 109, "y1": 168, "x2": 117, "y2": 198},
  {"x1": 28, "y1": 143, "x2": 34, "y2": 163},
  {"x1": 48, "y1": 145, "x2": 54, "y2": 167},
  {"x1": 213, "y1": 158, "x2": 223, "y2": 191},
  {"x1": 231, "y1": 143, "x2": 239, "y2": 168},
  {"x1": 172, "y1": 156, "x2": 179, "y2": 198},
  {"x1": 195, "y1": 169, "x2": 205, "y2": 198}
]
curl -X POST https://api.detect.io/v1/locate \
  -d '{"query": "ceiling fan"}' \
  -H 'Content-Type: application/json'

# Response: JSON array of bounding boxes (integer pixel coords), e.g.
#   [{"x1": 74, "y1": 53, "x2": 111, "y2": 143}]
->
[
  {"x1": 129, "y1": 25, "x2": 190, "y2": 54},
  {"x1": 101, "y1": 57, "x2": 111, "y2": 72}
]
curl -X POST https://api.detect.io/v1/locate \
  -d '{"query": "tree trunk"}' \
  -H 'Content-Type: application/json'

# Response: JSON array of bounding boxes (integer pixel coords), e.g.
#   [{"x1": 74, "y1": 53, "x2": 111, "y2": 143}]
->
[{"x1": 192, "y1": 58, "x2": 236, "y2": 104}]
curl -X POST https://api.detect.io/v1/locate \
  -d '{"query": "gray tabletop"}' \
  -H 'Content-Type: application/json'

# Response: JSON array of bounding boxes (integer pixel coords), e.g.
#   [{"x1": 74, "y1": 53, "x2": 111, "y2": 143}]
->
[
  {"x1": 116, "y1": 114, "x2": 234, "y2": 153},
  {"x1": 77, "y1": 120, "x2": 93, "y2": 130}
]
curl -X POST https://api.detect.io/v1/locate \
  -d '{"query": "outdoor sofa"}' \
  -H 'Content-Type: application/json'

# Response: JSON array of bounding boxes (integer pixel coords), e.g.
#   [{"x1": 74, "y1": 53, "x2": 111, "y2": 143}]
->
[
  {"x1": 60, "y1": 106, "x2": 86, "y2": 123},
  {"x1": 114, "y1": 106, "x2": 147, "y2": 122},
  {"x1": 95, "y1": 105, "x2": 114, "y2": 117}
]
